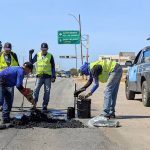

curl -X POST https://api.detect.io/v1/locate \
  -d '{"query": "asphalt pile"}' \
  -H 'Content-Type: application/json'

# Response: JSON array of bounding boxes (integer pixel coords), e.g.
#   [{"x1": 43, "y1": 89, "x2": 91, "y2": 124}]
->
[{"x1": 10, "y1": 109, "x2": 86, "y2": 129}]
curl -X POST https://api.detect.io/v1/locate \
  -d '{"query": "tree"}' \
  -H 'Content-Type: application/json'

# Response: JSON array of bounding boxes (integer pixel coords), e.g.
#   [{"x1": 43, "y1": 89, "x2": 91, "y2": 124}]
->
[{"x1": 70, "y1": 68, "x2": 78, "y2": 76}]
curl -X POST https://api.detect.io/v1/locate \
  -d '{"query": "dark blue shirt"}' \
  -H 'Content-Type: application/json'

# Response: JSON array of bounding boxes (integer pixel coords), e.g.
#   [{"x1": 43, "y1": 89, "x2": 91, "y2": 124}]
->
[
  {"x1": 0, "y1": 66, "x2": 24, "y2": 88},
  {"x1": 4, "y1": 54, "x2": 11, "y2": 66},
  {"x1": 83, "y1": 65, "x2": 102, "y2": 94},
  {"x1": 89, "y1": 73, "x2": 99, "y2": 93}
]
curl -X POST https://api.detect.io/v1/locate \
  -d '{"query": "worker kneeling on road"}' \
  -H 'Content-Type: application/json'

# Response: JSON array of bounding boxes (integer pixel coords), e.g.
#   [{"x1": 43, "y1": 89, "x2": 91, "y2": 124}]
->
[
  {"x1": 0, "y1": 62, "x2": 35, "y2": 124},
  {"x1": 74, "y1": 59, "x2": 122, "y2": 119}
]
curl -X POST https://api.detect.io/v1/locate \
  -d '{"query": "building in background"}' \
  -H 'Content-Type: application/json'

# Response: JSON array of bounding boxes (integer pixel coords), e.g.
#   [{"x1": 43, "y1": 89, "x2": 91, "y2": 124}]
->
[{"x1": 99, "y1": 52, "x2": 135, "y2": 73}]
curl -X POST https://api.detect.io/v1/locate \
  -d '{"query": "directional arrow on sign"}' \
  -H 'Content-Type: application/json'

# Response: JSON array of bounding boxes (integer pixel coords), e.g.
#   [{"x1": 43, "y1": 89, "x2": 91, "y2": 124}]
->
[{"x1": 59, "y1": 33, "x2": 63, "y2": 36}]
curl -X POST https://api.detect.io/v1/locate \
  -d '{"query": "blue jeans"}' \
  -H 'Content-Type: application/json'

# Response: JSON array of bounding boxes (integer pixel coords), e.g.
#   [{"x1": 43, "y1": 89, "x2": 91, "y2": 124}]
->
[
  {"x1": 102, "y1": 65, "x2": 123, "y2": 116},
  {"x1": 0, "y1": 82, "x2": 3, "y2": 106},
  {"x1": 33, "y1": 78, "x2": 51, "y2": 108},
  {"x1": 0, "y1": 86, "x2": 14, "y2": 119}
]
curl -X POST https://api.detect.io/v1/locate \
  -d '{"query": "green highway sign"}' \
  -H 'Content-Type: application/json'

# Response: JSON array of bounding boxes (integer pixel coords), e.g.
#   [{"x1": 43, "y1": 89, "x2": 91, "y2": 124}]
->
[{"x1": 58, "y1": 30, "x2": 80, "y2": 44}]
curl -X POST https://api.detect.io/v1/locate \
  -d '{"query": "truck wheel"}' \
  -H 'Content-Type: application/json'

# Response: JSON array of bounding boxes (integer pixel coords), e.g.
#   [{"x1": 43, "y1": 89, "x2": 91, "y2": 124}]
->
[
  {"x1": 125, "y1": 81, "x2": 135, "y2": 100},
  {"x1": 142, "y1": 81, "x2": 150, "y2": 107}
]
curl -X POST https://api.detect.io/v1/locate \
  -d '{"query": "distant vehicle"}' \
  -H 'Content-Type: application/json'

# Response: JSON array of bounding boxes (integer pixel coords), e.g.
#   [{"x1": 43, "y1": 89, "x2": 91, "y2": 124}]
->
[
  {"x1": 125, "y1": 46, "x2": 150, "y2": 107},
  {"x1": 56, "y1": 73, "x2": 61, "y2": 77},
  {"x1": 60, "y1": 71, "x2": 71, "y2": 78},
  {"x1": 65, "y1": 71, "x2": 71, "y2": 78},
  {"x1": 61, "y1": 73, "x2": 66, "y2": 78},
  {"x1": 65, "y1": 74, "x2": 71, "y2": 78}
]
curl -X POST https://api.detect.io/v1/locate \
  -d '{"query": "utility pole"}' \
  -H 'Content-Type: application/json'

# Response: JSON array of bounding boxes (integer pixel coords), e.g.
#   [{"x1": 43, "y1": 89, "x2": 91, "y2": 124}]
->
[
  {"x1": 82, "y1": 34, "x2": 90, "y2": 63},
  {"x1": 86, "y1": 35, "x2": 89, "y2": 63},
  {"x1": 75, "y1": 44, "x2": 77, "y2": 70},
  {"x1": 79, "y1": 14, "x2": 83, "y2": 65},
  {"x1": 68, "y1": 14, "x2": 83, "y2": 65}
]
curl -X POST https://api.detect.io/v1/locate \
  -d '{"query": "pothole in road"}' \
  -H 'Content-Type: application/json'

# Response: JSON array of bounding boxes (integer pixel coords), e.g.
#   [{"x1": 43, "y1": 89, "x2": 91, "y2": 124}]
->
[{"x1": 9, "y1": 109, "x2": 87, "y2": 129}]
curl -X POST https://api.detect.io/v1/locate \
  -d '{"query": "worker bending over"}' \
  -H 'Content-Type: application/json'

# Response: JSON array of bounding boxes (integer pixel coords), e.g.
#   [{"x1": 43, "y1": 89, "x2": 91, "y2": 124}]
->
[
  {"x1": 0, "y1": 42, "x2": 19, "y2": 111},
  {"x1": 74, "y1": 59, "x2": 122, "y2": 119},
  {"x1": 0, "y1": 62, "x2": 35, "y2": 124}
]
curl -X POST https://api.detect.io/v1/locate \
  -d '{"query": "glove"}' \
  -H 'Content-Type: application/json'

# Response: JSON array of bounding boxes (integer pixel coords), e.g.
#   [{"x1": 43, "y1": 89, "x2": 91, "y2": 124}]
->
[
  {"x1": 22, "y1": 88, "x2": 36, "y2": 106},
  {"x1": 51, "y1": 77, "x2": 55, "y2": 83},
  {"x1": 29, "y1": 49, "x2": 34, "y2": 54},
  {"x1": 22, "y1": 88, "x2": 32, "y2": 97},
  {"x1": 74, "y1": 87, "x2": 86, "y2": 97},
  {"x1": 78, "y1": 92, "x2": 92, "y2": 100}
]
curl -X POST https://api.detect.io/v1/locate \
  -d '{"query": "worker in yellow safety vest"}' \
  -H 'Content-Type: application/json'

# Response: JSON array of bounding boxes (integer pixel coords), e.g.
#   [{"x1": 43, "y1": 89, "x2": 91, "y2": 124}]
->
[
  {"x1": 0, "y1": 42, "x2": 19, "y2": 111},
  {"x1": 74, "y1": 59, "x2": 122, "y2": 120},
  {"x1": 29, "y1": 43, "x2": 56, "y2": 111}
]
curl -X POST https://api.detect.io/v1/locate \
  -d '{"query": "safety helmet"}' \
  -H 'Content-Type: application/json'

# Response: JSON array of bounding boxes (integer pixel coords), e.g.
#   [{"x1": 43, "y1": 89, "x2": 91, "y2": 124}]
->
[
  {"x1": 41, "y1": 43, "x2": 48, "y2": 50},
  {"x1": 4, "y1": 42, "x2": 12, "y2": 50},
  {"x1": 80, "y1": 62, "x2": 90, "y2": 76},
  {"x1": 23, "y1": 62, "x2": 33, "y2": 71}
]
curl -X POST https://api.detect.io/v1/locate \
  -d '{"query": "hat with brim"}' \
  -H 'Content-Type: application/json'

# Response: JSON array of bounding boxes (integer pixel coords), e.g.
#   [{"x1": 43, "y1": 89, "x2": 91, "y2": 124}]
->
[
  {"x1": 80, "y1": 62, "x2": 90, "y2": 76},
  {"x1": 4, "y1": 48, "x2": 11, "y2": 51},
  {"x1": 41, "y1": 48, "x2": 48, "y2": 50},
  {"x1": 4, "y1": 42, "x2": 12, "y2": 51}
]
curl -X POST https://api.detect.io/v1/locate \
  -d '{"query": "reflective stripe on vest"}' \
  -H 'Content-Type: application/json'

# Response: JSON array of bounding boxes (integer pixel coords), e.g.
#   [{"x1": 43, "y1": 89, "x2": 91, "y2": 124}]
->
[
  {"x1": 0, "y1": 52, "x2": 18, "y2": 71},
  {"x1": 90, "y1": 59, "x2": 117, "y2": 83},
  {"x1": 36, "y1": 52, "x2": 52, "y2": 75}
]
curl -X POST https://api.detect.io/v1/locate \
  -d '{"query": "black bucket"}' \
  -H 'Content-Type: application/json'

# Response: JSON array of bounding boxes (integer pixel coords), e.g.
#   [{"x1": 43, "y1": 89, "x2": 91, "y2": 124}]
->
[
  {"x1": 67, "y1": 107, "x2": 75, "y2": 119},
  {"x1": 77, "y1": 99, "x2": 91, "y2": 118}
]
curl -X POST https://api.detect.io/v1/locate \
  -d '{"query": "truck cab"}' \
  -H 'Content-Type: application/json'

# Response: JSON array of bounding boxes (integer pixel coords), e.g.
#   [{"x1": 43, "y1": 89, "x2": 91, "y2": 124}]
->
[{"x1": 125, "y1": 46, "x2": 150, "y2": 106}]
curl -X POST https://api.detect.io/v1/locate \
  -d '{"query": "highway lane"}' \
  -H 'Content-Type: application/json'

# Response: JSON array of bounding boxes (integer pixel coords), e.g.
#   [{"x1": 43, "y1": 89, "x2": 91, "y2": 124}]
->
[{"x1": 0, "y1": 78, "x2": 123, "y2": 150}]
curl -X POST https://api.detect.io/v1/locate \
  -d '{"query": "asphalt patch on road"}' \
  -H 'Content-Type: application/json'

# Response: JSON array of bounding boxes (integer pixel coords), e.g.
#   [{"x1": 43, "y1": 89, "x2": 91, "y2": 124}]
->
[{"x1": 8, "y1": 109, "x2": 87, "y2": 129}]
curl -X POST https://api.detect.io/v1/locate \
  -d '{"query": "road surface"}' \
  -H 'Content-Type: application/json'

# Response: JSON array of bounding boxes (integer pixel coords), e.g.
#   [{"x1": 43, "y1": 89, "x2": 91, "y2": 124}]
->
[
  {"x1": 0, "y1": 78, "x2": 123, "y2": 150},
  {"x1": 1, "y1": 77, "x2": 150, "y2": 150}
]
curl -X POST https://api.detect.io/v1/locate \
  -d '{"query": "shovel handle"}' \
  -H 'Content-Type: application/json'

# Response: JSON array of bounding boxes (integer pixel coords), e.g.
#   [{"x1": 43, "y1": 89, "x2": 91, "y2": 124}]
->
[{"x1": 75, "y1": 83, "x2": 77, "y2": 92}]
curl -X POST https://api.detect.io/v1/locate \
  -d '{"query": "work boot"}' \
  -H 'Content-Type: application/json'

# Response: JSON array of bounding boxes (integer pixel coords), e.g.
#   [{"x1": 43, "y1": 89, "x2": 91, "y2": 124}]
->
[
  {"x1": 42, "y1": 106, "x2": 47, "y2": 113},
  {"x1": 2, "y1": 118, "x2": 10, "y2": 124},
  {"x1": 109, "y1": 114, "x2": 116, "y2": 119}
]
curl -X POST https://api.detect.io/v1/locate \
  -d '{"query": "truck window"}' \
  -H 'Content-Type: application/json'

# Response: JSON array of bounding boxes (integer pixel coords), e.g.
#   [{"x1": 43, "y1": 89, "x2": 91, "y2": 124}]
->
[
  {"x1": 143, "y1": 50, "x2": 150, "y2": 63},
  {"x1": 143, "y1": 50, "x2": 150, "y2": 57}
]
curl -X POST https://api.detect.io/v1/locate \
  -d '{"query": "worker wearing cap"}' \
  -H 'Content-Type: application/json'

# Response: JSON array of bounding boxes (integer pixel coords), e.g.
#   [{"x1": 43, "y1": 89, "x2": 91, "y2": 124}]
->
[
  {"x1": 74, "y1": 59, "x2": 122, "y2": 119},
  {"x1": 0, "y1": 42, "x2": 19, "y2": 111},
  {"x1": 0, "y1": 62, "x2": 35, "y2": 123},
  {"x1": 29, "y1": 43, "x2": 56, "y2": 111}
]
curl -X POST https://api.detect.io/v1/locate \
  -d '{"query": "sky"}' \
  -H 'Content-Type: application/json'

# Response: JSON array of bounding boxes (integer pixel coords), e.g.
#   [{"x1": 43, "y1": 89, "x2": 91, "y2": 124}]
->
[{"x1": 0, "y1": 0, "x2": 150, "y2": 70}]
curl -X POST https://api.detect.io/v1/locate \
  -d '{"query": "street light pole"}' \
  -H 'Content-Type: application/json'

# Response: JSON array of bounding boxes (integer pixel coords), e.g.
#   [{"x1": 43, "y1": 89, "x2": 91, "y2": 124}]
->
[{"x1": 68, "y1": 14, "x2": 83, "y2": 65}]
